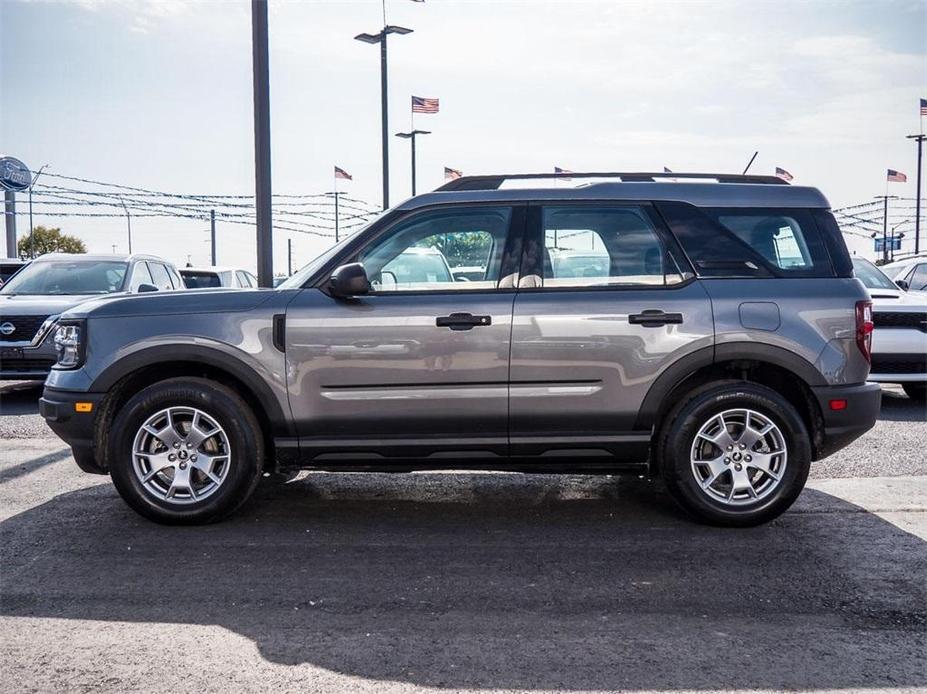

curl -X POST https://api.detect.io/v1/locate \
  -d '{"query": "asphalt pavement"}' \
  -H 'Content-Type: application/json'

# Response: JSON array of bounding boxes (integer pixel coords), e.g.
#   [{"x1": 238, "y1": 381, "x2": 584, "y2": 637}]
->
[{"x1": 1, "y1": 380, "x2": 925, "y2": 693}]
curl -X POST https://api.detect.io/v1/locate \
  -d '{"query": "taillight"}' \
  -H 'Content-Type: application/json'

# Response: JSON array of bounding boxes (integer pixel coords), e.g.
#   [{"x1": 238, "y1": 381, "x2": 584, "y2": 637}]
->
[{"x1": 855, "y1": 300, "x2": 873, "y2": 364}]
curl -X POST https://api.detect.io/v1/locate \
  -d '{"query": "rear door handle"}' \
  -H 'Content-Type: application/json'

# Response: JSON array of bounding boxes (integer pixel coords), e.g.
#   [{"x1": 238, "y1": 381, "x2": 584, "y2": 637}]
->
[
  {"x1": 436, "y1": 312, "x2": 492, "y2": 331},
  {"x1": 628, "y1": 309, "x2": 684, "y2": 327}
]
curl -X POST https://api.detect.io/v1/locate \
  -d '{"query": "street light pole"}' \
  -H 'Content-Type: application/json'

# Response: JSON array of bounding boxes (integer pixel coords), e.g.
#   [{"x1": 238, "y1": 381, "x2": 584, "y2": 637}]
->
[
  {"x1": 907, "y1": 134, "x2": 925, "y2": 255},
  {"x1": 355, "y1": 24, "x2": 413, "y2": 211},
  {"x1": 28, "y1": 164, "x2": 49, "y2": 259},
  {"x1": 210, "y1": 209, "x2": 217, "y2": 265},
  {"x1": 395, "y1": 129, "x2": 431, "y2": 195},
  {"x1": 252, "y1": 0, "x2": 274, "y2": 287}
]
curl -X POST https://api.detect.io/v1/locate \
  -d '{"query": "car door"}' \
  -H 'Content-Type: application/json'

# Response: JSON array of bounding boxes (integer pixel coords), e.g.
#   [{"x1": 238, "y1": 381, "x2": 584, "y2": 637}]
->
[
  {"x1": 509, "y1": 202, "x2": 713, "y2": 461},
  {"x1": 285, "y1": 204, "x2": 525, "y2": 461}
]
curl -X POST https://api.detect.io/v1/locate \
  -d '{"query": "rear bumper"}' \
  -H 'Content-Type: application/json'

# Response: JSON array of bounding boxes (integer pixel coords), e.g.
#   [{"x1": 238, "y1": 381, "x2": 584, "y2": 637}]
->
[
  {"x1": 810, "y1": 381, "x2": 881, "y2": 459},
  {"x1": 39, "y1": 388, "x2": 106, "y2": 473}
]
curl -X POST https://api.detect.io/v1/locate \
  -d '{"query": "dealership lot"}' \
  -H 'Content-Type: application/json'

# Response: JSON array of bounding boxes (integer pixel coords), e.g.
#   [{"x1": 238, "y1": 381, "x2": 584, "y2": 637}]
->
[{"x1": 1, "y1": 380, "x2": 925, "y2": 693}]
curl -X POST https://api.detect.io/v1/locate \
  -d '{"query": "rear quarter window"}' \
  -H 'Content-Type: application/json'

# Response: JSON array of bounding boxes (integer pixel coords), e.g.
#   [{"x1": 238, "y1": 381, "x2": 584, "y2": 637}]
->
[{"x1": 655, "y1": 202, "x2": 835, "y2": 278}]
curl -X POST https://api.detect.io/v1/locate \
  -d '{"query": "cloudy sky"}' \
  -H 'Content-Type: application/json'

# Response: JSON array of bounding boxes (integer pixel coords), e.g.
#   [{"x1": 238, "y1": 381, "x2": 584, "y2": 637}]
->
[{"x1": 2, "y1": 0, "x2": 925, "y2": 271}]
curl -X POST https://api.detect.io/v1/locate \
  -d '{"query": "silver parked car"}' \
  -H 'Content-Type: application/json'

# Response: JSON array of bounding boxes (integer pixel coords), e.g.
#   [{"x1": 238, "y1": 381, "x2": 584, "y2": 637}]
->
[
  {"x1": 39, "y1": 171, "x2": 880, "y2": 526},
  {"x1": 0, "y1": 253, "x2": 184, "y2": 379},
  {"x1": 180, "y1": 266, "x2": 258, "y2": 289}
]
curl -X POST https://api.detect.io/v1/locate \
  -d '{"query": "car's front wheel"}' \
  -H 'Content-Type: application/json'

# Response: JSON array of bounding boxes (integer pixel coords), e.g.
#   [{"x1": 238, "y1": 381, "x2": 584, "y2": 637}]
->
[
  {"x1": 657, "y1": 381, "x2": 811, "y2": 526},
  {"x1": 109, "y1": 377, "x2": 264, "y2": 524}
]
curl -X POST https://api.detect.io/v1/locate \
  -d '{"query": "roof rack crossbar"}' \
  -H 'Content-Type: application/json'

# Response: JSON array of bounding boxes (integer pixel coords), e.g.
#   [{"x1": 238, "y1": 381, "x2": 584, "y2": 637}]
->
[{"x1": 436, "y1": 171, "x2": 788, "y2": 191}]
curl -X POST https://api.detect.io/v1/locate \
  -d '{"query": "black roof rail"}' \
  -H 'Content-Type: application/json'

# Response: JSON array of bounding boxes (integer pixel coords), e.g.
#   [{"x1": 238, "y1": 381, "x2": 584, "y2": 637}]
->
[{"x1": 436, "y1": 171, "x2": 788, "y2": 191}]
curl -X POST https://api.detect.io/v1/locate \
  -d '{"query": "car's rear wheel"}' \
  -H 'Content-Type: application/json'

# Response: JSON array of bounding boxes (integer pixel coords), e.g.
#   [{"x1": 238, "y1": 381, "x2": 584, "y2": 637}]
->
[
  {"x1": 109, "y1": 377, "x2": 264, "y2": 524},
  {"x1": 657, "y1": 381, "x2": 811, "y2": 526},
  {"x1": 901, "y1": 382, "x2": 926, "y2": 401}
]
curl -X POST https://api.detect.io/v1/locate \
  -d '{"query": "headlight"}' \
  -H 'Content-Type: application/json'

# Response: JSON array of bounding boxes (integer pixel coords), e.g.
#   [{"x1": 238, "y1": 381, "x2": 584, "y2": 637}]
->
[{"x1": 53, "y1": 321, "x2": 85, "y2": 369}]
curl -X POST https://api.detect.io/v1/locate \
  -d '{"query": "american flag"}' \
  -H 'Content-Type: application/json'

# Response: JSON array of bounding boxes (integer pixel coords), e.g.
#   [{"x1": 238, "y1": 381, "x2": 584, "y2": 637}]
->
[
  {"x1": 775, "y1": 167, "x2": 794, "y2": 182},
  {"x1": 887, "y1": 169, "x2": 907, "y2": 183},
  {"x1": 412, "y1": 96, "x2": 439, "y2": 114},
  {"x1": 921, "y1": 98, "x2": 927, "y2": 116},
  {"x1": 334, "y1": 166, "x2": 352, "y2": 181},
  {"x1": 444, "y1": 166, "x2": 462, "y2": 181}
]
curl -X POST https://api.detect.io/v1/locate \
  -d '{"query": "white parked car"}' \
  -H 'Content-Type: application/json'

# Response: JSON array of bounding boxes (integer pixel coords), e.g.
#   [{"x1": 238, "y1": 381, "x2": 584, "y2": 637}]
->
[
  {"x1": 180, "y1": 266, "x2": 258, "y2": 289},
  {"x1": 853, "y1": 257, "x2": 927, "y2": 400},
  {"x1": 881, "y1": 255, "x2": 927, "y2": 293}
]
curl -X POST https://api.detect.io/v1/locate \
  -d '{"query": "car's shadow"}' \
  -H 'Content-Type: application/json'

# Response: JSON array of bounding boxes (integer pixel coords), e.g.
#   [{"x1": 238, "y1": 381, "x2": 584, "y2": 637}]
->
[
  {"x1": 0, "y1": 380, "x2": 43, "y2": 415},
  {"x1": 878, "y1": 387, "x2": 927, "y2": 422},
  {"x1": 1, "y1": 472, "x2": 924, "y2": 690}
]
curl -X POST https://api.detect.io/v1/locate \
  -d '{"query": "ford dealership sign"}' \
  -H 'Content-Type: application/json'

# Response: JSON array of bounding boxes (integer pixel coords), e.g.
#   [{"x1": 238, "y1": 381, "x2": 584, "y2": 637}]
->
[{"x1": 0, "y1": 156, "x2": 32, "y2": 192}]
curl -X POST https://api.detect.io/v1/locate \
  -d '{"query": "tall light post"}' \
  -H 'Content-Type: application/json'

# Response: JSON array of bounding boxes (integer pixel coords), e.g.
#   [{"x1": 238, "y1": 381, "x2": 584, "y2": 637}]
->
[
  {"x1": 875, "y1": 195, "x2": 898, "y2": 264},
  {"x1": 252, "y1": 0, "x2": 274, "y2": 287},
  {"x1": 395, "y1": 129, "x2": 430, "y2": 195},
  {"x1": 27, "y1": 164, "x2": 49, "y2": 259},
  {"x1": 907, "y1": 134, "x2": 925, "y2": 255},
  {"x1": 355, "y1": 24, "x2": 413, "y2": 210}
]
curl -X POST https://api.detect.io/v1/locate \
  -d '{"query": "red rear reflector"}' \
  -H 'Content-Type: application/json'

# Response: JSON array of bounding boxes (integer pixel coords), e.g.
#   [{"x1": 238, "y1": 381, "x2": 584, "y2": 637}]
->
[{"x1": 829, "y1": 399, "x2": 848, "y2": 411}]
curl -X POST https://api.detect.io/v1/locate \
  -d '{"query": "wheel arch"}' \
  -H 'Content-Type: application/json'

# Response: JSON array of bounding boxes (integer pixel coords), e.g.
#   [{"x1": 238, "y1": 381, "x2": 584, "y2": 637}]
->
[{"x1": 637, "y1": 343, "x2": 827, "y2": 464}]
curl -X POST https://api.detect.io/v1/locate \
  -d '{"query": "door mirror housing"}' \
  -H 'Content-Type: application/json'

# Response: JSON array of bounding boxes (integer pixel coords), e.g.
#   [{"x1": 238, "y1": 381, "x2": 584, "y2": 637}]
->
[
  {"x1": 137, "y1": 283, "x2": 159, "y2": 293},
  {"x1": 895, "y1": 279, "x2": 909, "y2": 291},
  {"x1": 330, "y1": 263, "x2": 370, "y2": 298}
]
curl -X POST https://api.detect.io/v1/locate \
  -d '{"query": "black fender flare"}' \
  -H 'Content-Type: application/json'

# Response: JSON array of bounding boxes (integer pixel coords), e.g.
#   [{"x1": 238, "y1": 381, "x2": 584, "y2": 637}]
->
[
  {"x1": 634, "y1": 342, "x2": 825, "y2": 431},
  {"x1": 90, "y1": 343, "x2": 293, "y2": 437}
]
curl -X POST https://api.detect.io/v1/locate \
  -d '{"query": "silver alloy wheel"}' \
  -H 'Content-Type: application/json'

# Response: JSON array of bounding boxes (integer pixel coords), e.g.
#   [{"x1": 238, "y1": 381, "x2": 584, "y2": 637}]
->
[
  {"x1": 689, "y1": 408, "x2": 787, "y2": 506},
  {"x1": 132, "y1": 406, "x2": 231, "y2": 505}
]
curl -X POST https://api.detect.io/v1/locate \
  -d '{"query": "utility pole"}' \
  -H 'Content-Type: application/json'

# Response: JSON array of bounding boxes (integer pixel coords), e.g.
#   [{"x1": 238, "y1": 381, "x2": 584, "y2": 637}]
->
[
  {"x1": 287, "y1": 237, "x2": 293, "y2": 276},
  {"x1": 120, "y1": 197, "x2": 132, "y2": 254},
  {"x1": 27, "y1": 164, "x2": 49, "y2": 259},
  {"x1": 395, "y1": 129, "x2": 431, "y2": 195},
  {"x1": 355, "y1": 24, "x2": 413, "y2": 210},
  {"x1": 210, "y1": 209, "x2": 217, "y2": 265},
  {"x1": 875, "y1": 195, "x2": 898, "y2": 264},
  {"x1": 252, "y1": 0, "x2": 274, "y2": 287},
  {"x1": 325, "y1": 192, "x2": 342, "y2": 242},
  {"x1": 4, "y1": 191, "x2": 15, "y2": 258},
  {"x1": 907, "y1": 134, "x2": 925, "y2": 255}
]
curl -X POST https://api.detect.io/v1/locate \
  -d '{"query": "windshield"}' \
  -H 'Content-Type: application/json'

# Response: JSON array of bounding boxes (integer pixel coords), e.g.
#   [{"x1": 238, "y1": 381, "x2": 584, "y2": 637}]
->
[
  {"x1": 852, "y1": 258, "x2": 897, "y2": 290},
  {"x1": 181, "y1": 271, "x2": 222, "y2": 289},
  {"x1": 0, "y1": 259, "x2": 128, "y2": 295}
]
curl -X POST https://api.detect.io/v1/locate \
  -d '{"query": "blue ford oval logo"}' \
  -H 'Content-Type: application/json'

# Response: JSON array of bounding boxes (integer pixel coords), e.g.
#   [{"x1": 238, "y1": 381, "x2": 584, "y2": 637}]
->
[
  {"x1": 0, "y1": 157, "x2": 31, "y2": 192},
  {"x1": 0, "y1": 322, "x2": 16, "y2": 336}
]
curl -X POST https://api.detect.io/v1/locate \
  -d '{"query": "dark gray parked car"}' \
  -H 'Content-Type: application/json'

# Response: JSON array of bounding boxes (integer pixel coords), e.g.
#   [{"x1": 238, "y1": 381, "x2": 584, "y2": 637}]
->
[
  {"x1": 40, "y1": 172, "x2": 880, "y2": 526},
  {"x1": 0, "y1": 253, "x2": 184, "y2": 379}
]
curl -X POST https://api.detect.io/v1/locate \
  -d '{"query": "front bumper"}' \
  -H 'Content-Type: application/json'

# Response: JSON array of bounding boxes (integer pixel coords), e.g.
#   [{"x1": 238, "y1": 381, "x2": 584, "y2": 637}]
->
[
  {"x1": 39, "y1": 387, "x2": 106, "y2": 473},
  {"x1": 0, "y1": 342, "x2": 57, "y2": 380},
  {"x1": 810, "y1": 381, "x2": 882, "y2": 459}
]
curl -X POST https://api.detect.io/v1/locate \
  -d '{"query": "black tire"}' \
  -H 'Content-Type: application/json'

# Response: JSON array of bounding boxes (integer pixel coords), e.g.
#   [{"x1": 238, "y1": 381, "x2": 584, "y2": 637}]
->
[
  {"x1": 656, "y1": 380, "x2": 811, "y2": 527},
  {"x1": 901, "y1": 382, "x2": 926, "y2": 401},
  {"x1": 109, "y1": 377, "x2": 265, "y2": 524}
]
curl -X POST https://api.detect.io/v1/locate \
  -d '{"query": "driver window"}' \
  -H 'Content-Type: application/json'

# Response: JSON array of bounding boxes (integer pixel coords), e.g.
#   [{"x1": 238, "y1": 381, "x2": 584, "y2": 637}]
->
[
  {"x1": 359, "y1": 207, "x2": 512, "y2": 292},
  {"x1": 129, "y1": 262, "x2": 154, "y2": 291}
]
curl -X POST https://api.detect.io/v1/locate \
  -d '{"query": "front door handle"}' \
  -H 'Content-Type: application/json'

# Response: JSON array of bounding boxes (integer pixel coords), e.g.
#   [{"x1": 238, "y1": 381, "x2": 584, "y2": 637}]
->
[
  {"x1": 628, "y1": 309, "x2": 684, "y2": 327},
  {"x1": 436, "y1": 312, "x2": 492, "y2": 331}
]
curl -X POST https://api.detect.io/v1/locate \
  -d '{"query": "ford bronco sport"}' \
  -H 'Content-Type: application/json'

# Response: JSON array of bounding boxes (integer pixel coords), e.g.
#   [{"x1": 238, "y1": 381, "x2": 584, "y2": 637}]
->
[{"x1": 39, "y1": 172, "x2": 881, "y2": 526}]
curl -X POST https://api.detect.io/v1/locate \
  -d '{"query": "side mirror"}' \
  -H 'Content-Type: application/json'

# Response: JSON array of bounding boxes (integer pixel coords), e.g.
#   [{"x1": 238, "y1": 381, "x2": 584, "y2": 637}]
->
[
  {"x1": 137, "y1": 283, "x2": 159, "y2": 293},
  {"x1": 330, "y1": 263, "x2": 370, "y2": 298},
  {"x1": 895, "y1": 279, "x2": 909, "y2": 291}
]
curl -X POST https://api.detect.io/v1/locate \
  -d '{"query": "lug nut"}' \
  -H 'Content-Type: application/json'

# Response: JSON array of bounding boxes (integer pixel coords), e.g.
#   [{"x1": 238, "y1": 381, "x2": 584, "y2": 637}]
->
[
  {"x1": 173, "y1": 442, "x2": 180, "y2": 449},
  {"x1": 190, "y1": 455, "x2": 197, "y2": 462},
  {"x1": 739, "y1": 443, "x2": 746, "y2": 449},
  {"x1": 168, "y1": 454, "x2": 176, "y2": 462},
  {"x1": 734, "y1": 464, "x2": 742, "y2": 471},
  {"x1": 727, "y1": 445, "x2": 733, "y2": 451},
  {"x1": 179, "y1": 462, "x2": 187, "y2": 470},
  {"x1": 186, "y1": 442, "x2": 193, "y2": 448},
  {"x1": 745, "y1": 455, "x2": 752, "y2": 462},
  {"x1": 724, "y1": 457, "x2": 730, "y2": 463}
]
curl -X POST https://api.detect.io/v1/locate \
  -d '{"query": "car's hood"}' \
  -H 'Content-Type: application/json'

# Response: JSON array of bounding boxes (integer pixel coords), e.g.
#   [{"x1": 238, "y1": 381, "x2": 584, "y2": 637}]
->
[
  {"x1": 868, "y1": 288, "x2": 927, "y2": 310},
  {"x1": 0, "y1": 293, "x2": 115, "y2": 316},
  {"x1": 62, "y1": 288, "x2": 283, "y2": 319}
]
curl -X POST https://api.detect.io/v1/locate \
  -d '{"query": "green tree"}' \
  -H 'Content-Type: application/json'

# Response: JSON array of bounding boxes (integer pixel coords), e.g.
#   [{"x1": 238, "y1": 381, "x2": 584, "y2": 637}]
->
[{"x1": 18, "y1": 226, "x2": 86, "y2": 259}]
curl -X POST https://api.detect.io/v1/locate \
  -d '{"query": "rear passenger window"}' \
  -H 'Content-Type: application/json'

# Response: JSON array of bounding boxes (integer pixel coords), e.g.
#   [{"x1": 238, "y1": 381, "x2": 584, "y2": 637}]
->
[
  {"x1": 713, "y1": 213, "x2": 817, "y2": 271},
  {"x1": 528, "y1": 206, "x2": 688, "y2": 288}
]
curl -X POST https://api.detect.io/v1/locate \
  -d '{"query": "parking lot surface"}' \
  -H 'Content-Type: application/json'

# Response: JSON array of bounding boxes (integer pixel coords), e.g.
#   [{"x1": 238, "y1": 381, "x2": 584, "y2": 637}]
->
[{"x1": 1, "y1": 381, "x2": 925, "y2": 693}]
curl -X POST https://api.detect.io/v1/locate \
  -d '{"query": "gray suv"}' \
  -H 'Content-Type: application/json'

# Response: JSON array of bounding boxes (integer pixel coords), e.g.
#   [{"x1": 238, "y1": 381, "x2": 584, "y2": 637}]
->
[
  {"x1": 0, "y1": 253, "x2": 184, "y2": 379},
  {"x1": 39, "y1": 172, "x2": 881, "y2": 526}
]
